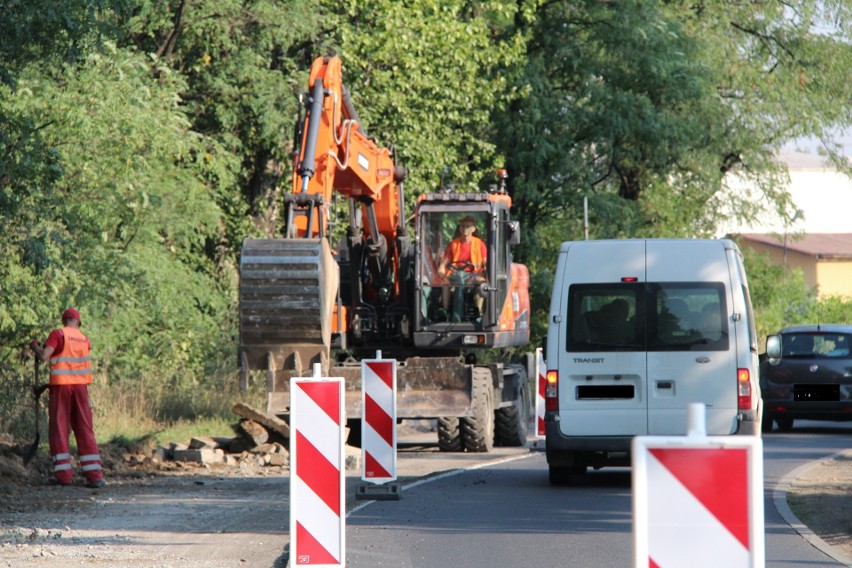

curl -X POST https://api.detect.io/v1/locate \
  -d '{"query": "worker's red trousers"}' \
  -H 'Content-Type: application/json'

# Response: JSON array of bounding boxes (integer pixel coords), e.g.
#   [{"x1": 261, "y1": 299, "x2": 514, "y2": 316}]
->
[{"x1": 47, "y1": 384, "x2": 104, "y2": 485}]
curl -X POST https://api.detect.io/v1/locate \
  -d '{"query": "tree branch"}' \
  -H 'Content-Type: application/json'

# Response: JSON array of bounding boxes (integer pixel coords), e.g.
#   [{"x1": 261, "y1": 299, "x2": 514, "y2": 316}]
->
[
  {"x1": 156, "y1": 0, "x2": 187, "y2": 59},
  {"x1": 729, "y1": 20, "x2": 795, "y2": 62}
]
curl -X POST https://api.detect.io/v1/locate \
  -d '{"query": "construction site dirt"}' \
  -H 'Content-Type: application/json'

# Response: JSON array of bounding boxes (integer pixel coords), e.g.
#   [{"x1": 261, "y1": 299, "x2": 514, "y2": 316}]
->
[{"x1": 0, "y1": 424, "x2": 849, "y2": 567}]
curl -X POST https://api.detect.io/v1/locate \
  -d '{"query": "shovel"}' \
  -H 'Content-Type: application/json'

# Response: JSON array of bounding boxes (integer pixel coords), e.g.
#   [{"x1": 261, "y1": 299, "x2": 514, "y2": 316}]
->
[{"x1": 22, "y1": 356, "x2": 43, "y2": 467}]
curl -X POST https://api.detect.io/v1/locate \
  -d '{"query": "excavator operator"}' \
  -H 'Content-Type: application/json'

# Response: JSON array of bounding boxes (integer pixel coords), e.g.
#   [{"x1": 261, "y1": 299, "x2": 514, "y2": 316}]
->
[{"x1": 437, "y1": 216, "x2": 487, "y2": 322}]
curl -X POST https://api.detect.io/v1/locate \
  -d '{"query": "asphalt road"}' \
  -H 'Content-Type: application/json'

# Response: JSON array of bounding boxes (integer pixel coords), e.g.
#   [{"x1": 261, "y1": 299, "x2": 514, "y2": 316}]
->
[
  {"x1": 345, "y1": 421, "x2": 852, "y2": 567},
  {"x1": 6, "y1": 421, "x2": 843, "y2": 567}
]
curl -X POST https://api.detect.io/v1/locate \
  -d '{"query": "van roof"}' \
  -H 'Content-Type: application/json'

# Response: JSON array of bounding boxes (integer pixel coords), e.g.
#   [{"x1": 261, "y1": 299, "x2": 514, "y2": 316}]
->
[{"x1": 558, "y1": 238, "x2": 737, "y2": 252}]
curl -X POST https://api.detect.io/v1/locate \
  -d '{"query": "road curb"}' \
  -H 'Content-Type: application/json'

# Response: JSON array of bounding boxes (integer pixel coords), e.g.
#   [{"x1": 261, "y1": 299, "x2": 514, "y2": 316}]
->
[{"x1": 773, "y1": 450, "x2": 852, "y2": 567}]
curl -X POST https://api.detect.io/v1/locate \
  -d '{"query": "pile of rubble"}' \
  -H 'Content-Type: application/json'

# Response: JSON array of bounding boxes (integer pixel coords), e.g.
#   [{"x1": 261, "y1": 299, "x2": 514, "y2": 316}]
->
[
  {"x1": 2, "y1": 402, "x2": 365, "y2": 486},
  {"x1": 140, "y1": 403, "x2": 292, "y2": 470}
]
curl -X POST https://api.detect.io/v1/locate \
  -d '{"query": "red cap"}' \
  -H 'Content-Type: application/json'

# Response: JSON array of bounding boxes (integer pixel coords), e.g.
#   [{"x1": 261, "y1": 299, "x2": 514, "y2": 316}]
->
[{"x1": 62, "y1": 308, "x2": 81, "y2": 322}]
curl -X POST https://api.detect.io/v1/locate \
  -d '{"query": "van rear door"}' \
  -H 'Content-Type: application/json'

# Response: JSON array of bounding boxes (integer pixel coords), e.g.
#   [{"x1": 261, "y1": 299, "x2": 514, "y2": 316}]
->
[
  {"x1": 556, "y1": 240, "x2": 648, "y2": 437},
  {"x1": 645, "y1": 241, "x2": 737, "y2": 435}
]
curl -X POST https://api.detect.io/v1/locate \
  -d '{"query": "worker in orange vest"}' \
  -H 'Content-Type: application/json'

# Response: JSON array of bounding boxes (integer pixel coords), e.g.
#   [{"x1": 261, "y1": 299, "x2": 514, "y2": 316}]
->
[
  {"x1": 437, "y1": 216, "x2": 487, "y2": 321},
  {"x1": 30, "y1": 308, "x2": 105, "y2": 488}
]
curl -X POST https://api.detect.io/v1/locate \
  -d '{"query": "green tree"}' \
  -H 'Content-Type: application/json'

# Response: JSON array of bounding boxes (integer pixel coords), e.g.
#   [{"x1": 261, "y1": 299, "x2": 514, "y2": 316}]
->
[
  {"x1": 121, "y1": 0, "x2": 323, "y2": 243},
  {"x1": 320, "y1": 0, "x2": 539, "y2": 200},
  {"x1": 1, "y1": 45, "x2": 232, "y2": 382},
  {"x1": 740, "y1": 247, "x2": 816, "y2": 341},
  {"x1": 499, "y1": 1, "x2": 852, "y2": 251},
  {"x1": 0, "y1": 0, "x2": 131, "y2": 85},
  {"x1": 1, "y1": 0, "x2": 130, "y2": 364},
  {"x1": 494, "y1": 1, "x2": 852, "y2": 346}
]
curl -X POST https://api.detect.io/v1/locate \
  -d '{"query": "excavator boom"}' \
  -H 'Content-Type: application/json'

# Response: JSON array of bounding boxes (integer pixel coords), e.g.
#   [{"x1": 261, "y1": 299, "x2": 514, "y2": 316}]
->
[
  {"x1": 241, "y1": 55, "x2": 408, "y2": 389},
  {"x1": 291, "y1": 56, "x2": 404, "y2": 247}
]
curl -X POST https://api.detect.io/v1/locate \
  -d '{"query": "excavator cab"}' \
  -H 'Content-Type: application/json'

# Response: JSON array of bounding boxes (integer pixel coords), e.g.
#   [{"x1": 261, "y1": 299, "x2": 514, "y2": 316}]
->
[
  {"x1": 419, "y1": 210, "x2": 489, "y2": 324},
  {"x1": 412, "y1": 191, "x2": 530, "y2": 351}
]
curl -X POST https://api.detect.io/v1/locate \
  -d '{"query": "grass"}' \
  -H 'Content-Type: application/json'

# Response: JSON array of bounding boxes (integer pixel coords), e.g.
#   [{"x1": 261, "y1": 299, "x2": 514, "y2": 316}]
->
[
  {"x1": 88, "y1": 372, "x2": 268, "y2": 452},
  {"x1": 0, "y1": 365, "x2": 270, "y2": 453}
]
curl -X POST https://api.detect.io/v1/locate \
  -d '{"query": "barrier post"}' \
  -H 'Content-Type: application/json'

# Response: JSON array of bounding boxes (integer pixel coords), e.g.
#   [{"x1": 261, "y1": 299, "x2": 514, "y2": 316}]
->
[
  {"x1": 290, "y1": 364, "x2": 346, "y2": 566},
  {"x1": 633, "y1": 403, "x2": 764, "y2": 568},
  {"x1": 528, "y1": 348, "x2": 547, "y2": 451},
  {"x1": 535, "y1": 347, "x2": 546, "y2": 439},
  {"x1": 356, "y1": 351, "x2": 400, "y2": 501}
]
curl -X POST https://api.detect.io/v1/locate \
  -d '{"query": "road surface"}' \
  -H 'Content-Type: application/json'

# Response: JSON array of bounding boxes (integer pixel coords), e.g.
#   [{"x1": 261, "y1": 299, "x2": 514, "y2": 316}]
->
[
  {"x1": 346, "y1": 421, "x2": 852, "y2": 567},
  {"x1": 1, "y1": 421, "x2": 849, "y2": 567}
]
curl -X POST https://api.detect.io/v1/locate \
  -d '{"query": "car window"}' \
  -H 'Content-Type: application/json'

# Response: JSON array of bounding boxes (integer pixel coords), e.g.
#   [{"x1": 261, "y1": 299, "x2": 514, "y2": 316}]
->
[{"x1": 783, "y1": 333, "x2": 851, "y2": 358}]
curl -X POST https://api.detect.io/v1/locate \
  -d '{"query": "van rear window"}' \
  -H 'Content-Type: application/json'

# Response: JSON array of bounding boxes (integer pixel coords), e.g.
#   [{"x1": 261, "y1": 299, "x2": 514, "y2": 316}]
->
[{"x1": 567, "y1": 283, "x2": 728, "y2": 352}]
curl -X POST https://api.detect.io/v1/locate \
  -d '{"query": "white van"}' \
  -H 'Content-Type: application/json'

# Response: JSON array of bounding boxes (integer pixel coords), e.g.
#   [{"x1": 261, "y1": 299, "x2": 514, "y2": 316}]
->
[{"x1": 544, "y1": 239, "x2": 761, "y2": 484}]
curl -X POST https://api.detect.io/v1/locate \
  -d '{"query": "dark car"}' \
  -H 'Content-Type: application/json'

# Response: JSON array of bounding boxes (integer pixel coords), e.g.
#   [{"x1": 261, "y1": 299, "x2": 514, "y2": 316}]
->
[{"x1": 760, "y1": 324, "x2": 852, "y2": 432}]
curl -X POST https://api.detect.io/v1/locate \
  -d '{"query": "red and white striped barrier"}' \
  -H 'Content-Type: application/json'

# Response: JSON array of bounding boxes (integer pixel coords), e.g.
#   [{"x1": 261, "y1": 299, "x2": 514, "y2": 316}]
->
[
  {"x1": 535, "y1": 348, "x2": 546, "y2": 439},
  {"x1": 290, "y1": 364, "x2": 345, "y2": 567},
  {"x1": 633, "y1": 404, "x2": 764, "y2": 568},
  {"x1": 361, "y1": 352, "x2": 397, "y2": 482}
]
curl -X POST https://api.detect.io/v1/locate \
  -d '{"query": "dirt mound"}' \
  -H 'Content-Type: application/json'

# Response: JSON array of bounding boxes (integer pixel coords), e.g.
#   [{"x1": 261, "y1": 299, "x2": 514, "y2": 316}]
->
[{"x1": 786, "y1": 450, "x2": 852, "y2": 560}]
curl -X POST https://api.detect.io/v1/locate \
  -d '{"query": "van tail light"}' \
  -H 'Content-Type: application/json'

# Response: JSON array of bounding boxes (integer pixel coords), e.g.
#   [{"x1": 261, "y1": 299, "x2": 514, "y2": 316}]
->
[
  {"x1": 737, "y1": 368, "x2": 752, "y2": 410},
  {"x1": 545, "y1": 370, "x2": 559, "y2": 411}
]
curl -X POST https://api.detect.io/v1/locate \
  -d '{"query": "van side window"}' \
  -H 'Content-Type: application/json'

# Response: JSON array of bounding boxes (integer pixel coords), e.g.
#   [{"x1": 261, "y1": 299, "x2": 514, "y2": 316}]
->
[{"x1": 567, "y1": 284, "x2": 643, "y2": 352}]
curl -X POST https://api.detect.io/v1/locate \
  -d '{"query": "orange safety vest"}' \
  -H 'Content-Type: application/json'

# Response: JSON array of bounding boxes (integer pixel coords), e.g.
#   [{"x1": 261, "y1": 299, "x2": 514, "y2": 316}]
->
[
  {"x1": 49, "y1": 327, "x2": 93, "y2": 385},
  {"x1": 446, "y1": 237, "x2": 486, "y2": 273}
]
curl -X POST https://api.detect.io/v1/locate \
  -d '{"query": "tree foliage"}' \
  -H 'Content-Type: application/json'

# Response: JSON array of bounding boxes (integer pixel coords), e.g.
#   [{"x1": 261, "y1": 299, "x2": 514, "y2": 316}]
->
[
  {"x1": 2, "y1": 0, "x2": 852, "y2": 412},
  {"x1": 319, "y1": 0, "x2": 538, "y2": 198},
  {"x1": 1, "y1": 42, "x2": 232, "y2": 383},
  {"x1": 120, "y1": 0, "x2": 324, "y2": 243},
  {"x1": 495, "y1": 1, "x2": 852, "y2": 339},
  {"x1": 0, "y1": 0, "x2": 132, "y2": 85},
  {"x1": 500, "y1": 0, "x2": 852, "y2": 255}
]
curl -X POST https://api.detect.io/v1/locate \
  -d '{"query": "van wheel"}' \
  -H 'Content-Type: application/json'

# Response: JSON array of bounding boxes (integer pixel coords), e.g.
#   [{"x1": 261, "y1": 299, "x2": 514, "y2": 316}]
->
[
  {"x1": 495, "y1": 366, "x2": 530, "y2": 447},
  {"x1": 437, "y1": 417, "x2": 463, "y2": 451},
  {"x1": 549, "y1": 465, "x2": 586, "y2": 486},
  {"x1": 462, "y1": 368, "x2": 494, "y2": 452}
]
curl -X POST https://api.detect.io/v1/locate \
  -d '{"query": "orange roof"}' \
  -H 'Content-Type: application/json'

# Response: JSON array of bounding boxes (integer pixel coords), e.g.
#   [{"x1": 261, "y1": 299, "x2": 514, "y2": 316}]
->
[{"x1": 733, "y1": 233, "x2": 852, "y2": 259}]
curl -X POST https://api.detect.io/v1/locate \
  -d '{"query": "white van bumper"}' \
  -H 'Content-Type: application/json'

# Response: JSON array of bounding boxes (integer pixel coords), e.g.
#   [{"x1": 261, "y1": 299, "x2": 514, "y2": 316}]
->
[
  {"x1": 544, "y1": 417, "x2": 633, "y2": 468},
  {"x1": 737, "y1": 408, "x2": 761, "y2": 436},
  {"x1": 545, "y1": 409, "x2": 761, "y2": 469}
]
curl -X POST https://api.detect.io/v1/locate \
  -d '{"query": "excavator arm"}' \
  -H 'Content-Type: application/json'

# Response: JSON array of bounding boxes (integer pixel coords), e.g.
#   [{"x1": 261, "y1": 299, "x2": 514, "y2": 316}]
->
[
  {"x1": 289, "y1": 56, "x2": 406, "y2": 274},
  {"x1": 240, "y1": 55, "x2": 408, "y2": 395}
]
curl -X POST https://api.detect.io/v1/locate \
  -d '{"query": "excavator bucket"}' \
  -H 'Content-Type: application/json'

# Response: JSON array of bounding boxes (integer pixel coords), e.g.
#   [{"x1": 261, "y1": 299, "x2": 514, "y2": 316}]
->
[{"x1": 238, "y1": 238, "x2": 338, "y2": 413}]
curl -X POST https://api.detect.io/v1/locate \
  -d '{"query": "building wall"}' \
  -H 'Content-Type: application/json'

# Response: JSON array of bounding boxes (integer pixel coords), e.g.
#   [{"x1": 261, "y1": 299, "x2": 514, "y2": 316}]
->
[
  {"x1": 815, "y1": 261, "x2": 852, "y2": 298},
  {"x1": 719, "y1": 152, "x2": 852, "y2": 236},
  {"x1": 724, "y1": 152, "x2": 852, "y2": 299},
  {"x1": 738, "y1": 239, "x2": 852, "y2": 298},
  {"x1": 739, "y1": 239, "x2": 817, "y2": 287}
]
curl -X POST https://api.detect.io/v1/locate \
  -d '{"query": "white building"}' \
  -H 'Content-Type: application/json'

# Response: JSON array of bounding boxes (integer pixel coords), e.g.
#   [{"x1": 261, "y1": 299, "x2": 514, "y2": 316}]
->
[
  {"x1": 721, "y1": 151, "x2": 852, "y2": 298},
  {"x1": 719, "y1": 151, "x2": 852, "y2": 236}
]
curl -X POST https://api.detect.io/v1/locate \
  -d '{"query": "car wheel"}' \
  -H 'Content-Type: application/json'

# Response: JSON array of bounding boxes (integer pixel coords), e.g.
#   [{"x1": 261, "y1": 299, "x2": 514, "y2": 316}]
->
[
  {"x1": 775, "y1": 416, "x2": 794, "y2": 431},
  {"x1": 761, "y1": 413, "x2": 774, "y2": 433}
]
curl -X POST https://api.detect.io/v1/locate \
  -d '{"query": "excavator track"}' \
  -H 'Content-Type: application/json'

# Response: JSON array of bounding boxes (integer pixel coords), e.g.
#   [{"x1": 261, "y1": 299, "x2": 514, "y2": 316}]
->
[{"x1": 238, "y1": 238, "x2": 338, "y2": 412}]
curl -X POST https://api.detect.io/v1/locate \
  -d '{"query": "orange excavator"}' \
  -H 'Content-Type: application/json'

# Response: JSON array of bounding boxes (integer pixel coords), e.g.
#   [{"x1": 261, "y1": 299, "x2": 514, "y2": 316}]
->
[{"x1": 238, "y1": 55, "x2": 533, "y2": 451}]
